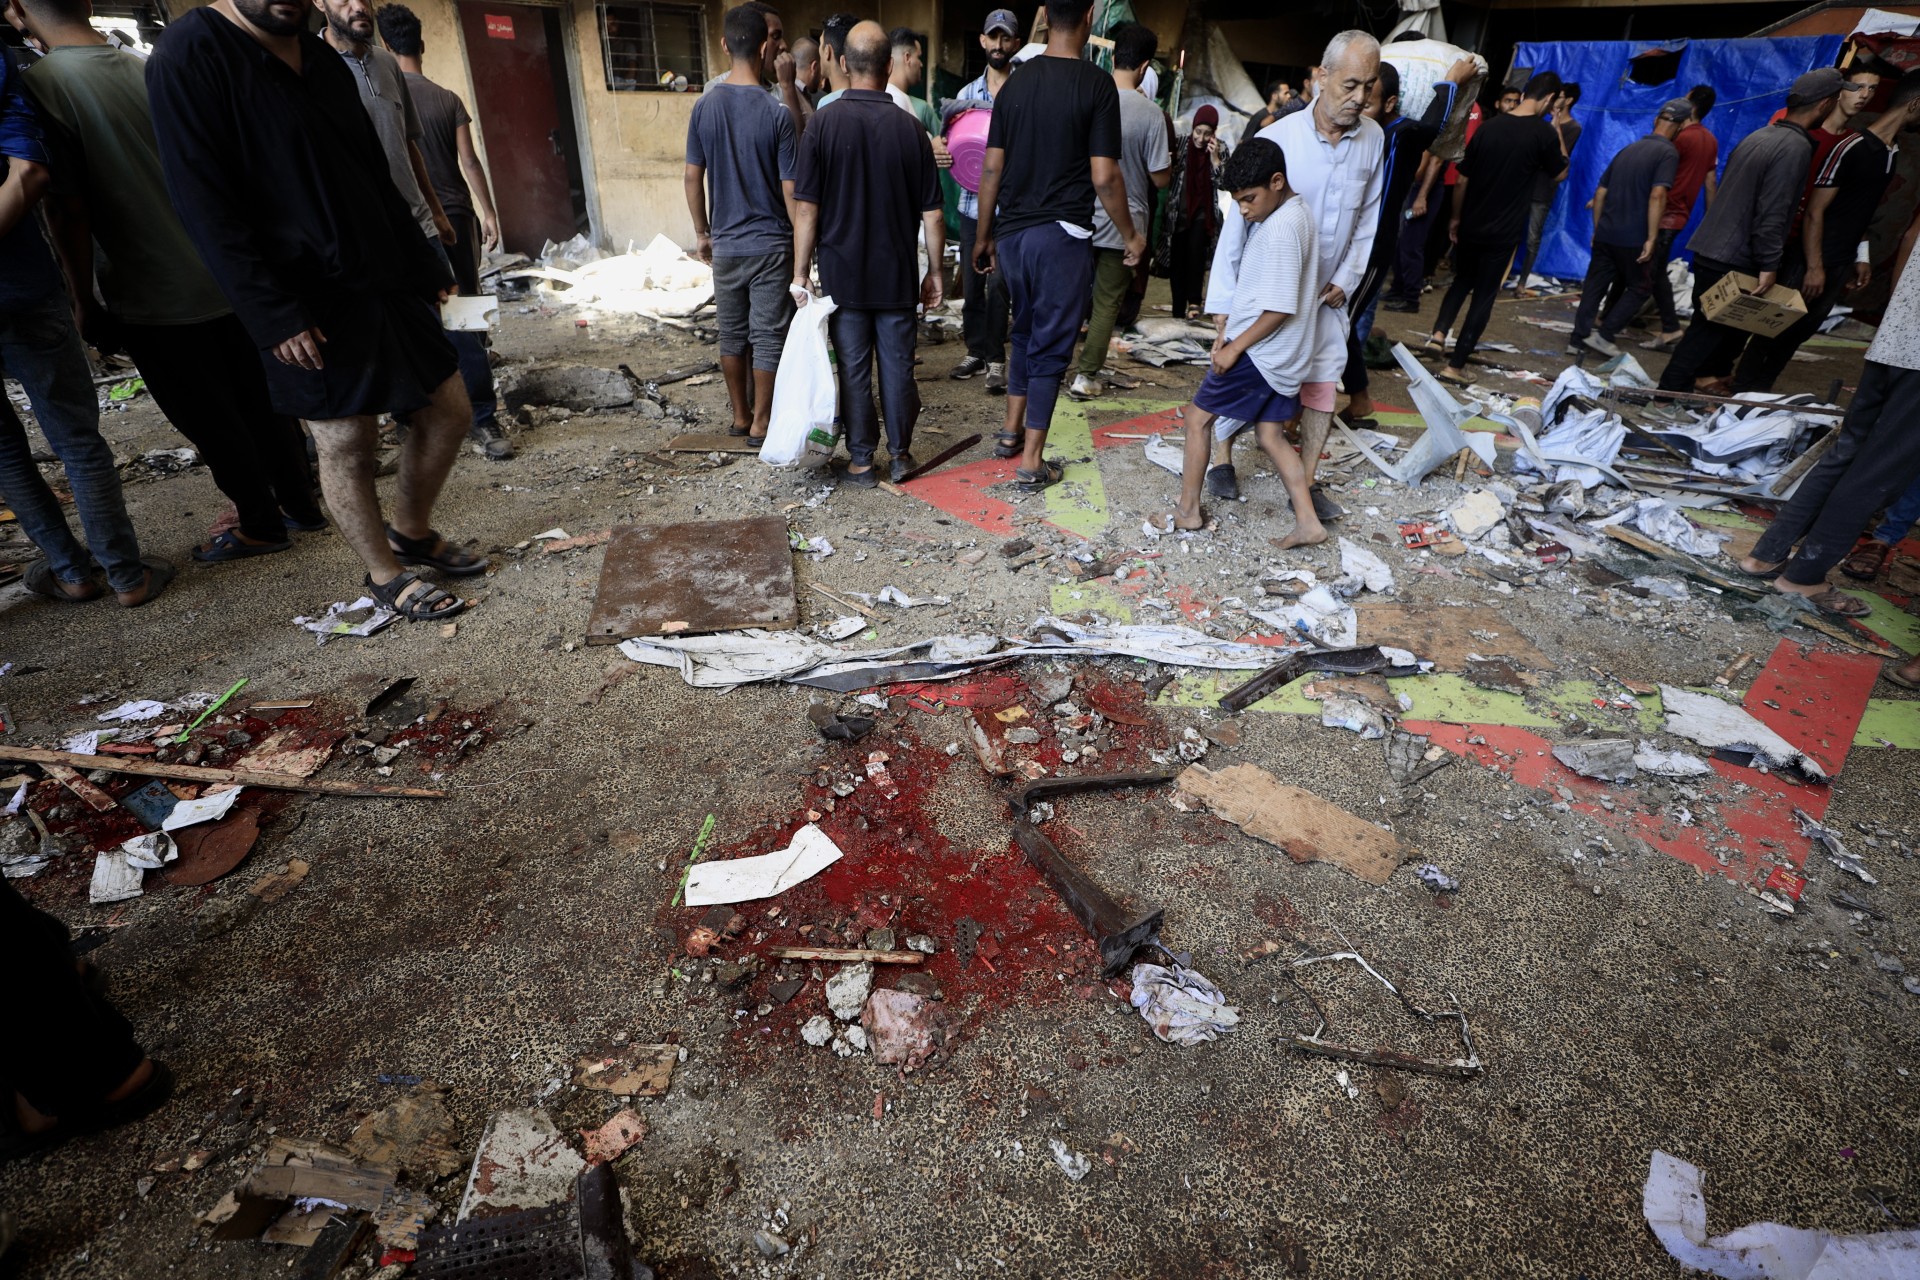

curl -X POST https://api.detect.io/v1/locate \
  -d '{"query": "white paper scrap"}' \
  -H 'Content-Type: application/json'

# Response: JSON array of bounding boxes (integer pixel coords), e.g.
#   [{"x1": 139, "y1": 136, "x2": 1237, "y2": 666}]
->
[
  {"x1": 161, "y1": 787, "x2": 242, "y2": 832},
  {"x1": 89, "y1": 849, "x2": 146, "y2": 904},
  {"x1": 684, "y1": 822, "x2": 844, "y2": 906},
  {"x1": 96, "y1": 700, "x2": 166, "y2": 724}
]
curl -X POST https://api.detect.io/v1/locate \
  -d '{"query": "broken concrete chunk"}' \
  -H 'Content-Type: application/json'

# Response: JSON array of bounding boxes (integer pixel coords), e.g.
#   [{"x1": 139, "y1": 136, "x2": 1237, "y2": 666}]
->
[
  {"x1": 513, "y1": 364, "x2": 633, "y2": 411},
  {"x1": 1552, "y1": 738, "x2": 1639, "y2": 785},
  {"x1": 1447, "y1": 490, "x2": 1506, "y2": 540},
  {"x1": 1174, "y1": 763, "x2": 1407, "y2": 885},
  {"x1": 455, "y1": 1109, "x2": 587, "y2": 1222},
  {"x1": 861, "y1": 988, "x2": 947, "y2": 1067},
  {"x1": 800, "y1": 1014, "x2": 834, "y2": 1047},
  {"x1": 825, "y1": 961, "x2": 875, "y2": 1020},
  {"x1": 572, "y1": 1043, "x2": 676, "y2": 1097}
]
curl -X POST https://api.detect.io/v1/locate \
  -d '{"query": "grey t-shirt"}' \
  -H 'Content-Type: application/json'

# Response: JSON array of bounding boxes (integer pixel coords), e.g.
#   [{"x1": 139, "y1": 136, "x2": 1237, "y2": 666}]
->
[
  {"x1": 1092, "y1": 87, "x2": 1169, "y2": 251},
  {"x1": 336, "y1": 43, "x2": 438, "y2": 242},
  {"x1": 686, "y1": 80, "x2": 797, "y2": 256},
  {"x1": 404, "y1": 71, "x2": 472, "y2": 220}
]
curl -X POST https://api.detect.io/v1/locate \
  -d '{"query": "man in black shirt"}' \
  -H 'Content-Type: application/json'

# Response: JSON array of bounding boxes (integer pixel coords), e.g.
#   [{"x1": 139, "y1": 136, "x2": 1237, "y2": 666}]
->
[
  {"x1": 1569, "y1": 103, "x2": 1683, "y2": 357},
  {"x1": 791, "y1": 21, "x2": 943, "y2": 486},
  {"x1": 1733, "y1": 70, "x2": 1920, "y2": 392},
  {"x1": 973, "y1": 0, "x2": 1142, "y2": 490},
  {"x1": 1426, "y1": 71, "x2": 1565, "y2": 385},
  {"x1": 148, "y1": 0, "x2": 480, "y2": 622}
]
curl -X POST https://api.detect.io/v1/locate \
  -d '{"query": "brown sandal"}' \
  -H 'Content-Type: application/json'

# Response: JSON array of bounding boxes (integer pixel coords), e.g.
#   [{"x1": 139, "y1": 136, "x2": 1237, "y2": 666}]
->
[
  {"x1": 1840, "y1": 539, "x2": 1893, "y2": 581},
  {"x1": 1798, "y1": 587, "x2": 1872, "y2": 618}
]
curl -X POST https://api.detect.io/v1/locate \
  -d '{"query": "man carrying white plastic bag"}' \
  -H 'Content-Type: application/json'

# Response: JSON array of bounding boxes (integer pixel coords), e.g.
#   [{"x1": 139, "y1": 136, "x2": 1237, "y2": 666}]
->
[
  {"x1": 777, "y1": 20, "x2": 945, "y2": 485},
  {"x1": 759, "y1": 297, "x2": 840, "y2": 467}
]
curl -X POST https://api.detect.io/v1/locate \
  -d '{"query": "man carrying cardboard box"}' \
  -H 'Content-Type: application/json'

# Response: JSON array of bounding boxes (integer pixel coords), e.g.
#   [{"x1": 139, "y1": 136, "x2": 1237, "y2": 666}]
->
[{"x1": 1654, "y1": 69, "x2": 1844, "y2": 397}]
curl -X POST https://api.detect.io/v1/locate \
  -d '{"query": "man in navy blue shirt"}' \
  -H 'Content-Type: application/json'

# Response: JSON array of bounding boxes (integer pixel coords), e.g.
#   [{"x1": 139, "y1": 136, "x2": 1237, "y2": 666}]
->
[
  {"x1": 1569, "y1": 101, "x2": 1683, "y2": 358},
  {"x1": 791, "y1": 21, "x2": 943, "y2": 485},
  {"x1": 0, "y1": 46, "x2": 166, "y2": 606}
]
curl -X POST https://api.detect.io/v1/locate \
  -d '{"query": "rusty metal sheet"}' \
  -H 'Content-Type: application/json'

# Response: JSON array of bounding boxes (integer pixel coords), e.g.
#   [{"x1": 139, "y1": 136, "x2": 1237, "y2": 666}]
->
[
  {"x1": 165, "y1": 810, "x2": 260, "y2": 886},
  {"x1": 585, "y1": 518, "x2": 797, "y2": 644}
]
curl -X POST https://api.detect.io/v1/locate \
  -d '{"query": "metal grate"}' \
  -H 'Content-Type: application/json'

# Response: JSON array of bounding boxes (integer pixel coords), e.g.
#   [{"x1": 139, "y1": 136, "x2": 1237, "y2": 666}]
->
[
  {"x1": 598, "y1": 2, "x2": 706, "y2": 92},
  {"x1": 413, "y1": 1201, "x2": 585, "y2": 1280}
]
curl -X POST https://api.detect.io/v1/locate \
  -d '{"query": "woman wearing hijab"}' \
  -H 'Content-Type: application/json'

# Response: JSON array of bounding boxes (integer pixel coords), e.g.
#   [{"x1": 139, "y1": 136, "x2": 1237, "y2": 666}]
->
[{"x1": 1158, "y1": 106, "x2": 1227, "y2": 319}]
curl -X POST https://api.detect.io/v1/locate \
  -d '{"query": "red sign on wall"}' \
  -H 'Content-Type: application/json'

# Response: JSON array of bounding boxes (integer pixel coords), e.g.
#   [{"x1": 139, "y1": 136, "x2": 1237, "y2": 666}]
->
[{"x1": 484, "y1": 13, "x2": 514, "y2": 38}]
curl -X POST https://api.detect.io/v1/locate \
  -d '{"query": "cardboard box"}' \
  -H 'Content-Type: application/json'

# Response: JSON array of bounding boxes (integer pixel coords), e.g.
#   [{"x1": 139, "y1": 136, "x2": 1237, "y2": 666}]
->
[{"x1": 1699, "y1": 271, "x2": 1807, "y2": 338}]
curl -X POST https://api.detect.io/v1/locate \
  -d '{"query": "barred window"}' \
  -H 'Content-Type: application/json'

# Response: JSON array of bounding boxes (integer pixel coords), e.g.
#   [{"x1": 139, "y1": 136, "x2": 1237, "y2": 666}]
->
[{"x1": 599, "y1": 3, "x2": 707, "y2": 92}]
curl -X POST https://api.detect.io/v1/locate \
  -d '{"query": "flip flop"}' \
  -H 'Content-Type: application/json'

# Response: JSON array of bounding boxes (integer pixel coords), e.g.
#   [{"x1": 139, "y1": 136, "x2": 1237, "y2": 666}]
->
[
  {"x1": 192, "y1": 529, "x2": 291, "y2": 563},
  {"x1": 386, "y1": 526, "x2": 489, "y2": 577},
  {"x1": 727, "y1": 424, "x2": 753, "y2": 437},
  {"x1": 117, "y1": 557, "x2": 177, "y2": 609},
  {"x1": 1735, "y1": 558, "x2": 1787, "y2": 579},
  {"x1": 1798, "y1": 587, "x2": 1872, "y2": 618},
  {"x1": 1435, "y1": 367, "x2": 1477, "y2": 387},
  {"x1": 22, "y1": 559, "x2": 101, "y2": 603},
  {"x1": 1841, "y1": 539, "x2": 1893, "y2": 582},
  {"x1": 1343, "y1": 416, "x2": 1381, "y2": 431},
  {"x1": 281, "y1": 509, "x2": 329, "y2": 533},
  {"x1": 1885, "y1": 661, "x2": 1920, "y2": 690}
]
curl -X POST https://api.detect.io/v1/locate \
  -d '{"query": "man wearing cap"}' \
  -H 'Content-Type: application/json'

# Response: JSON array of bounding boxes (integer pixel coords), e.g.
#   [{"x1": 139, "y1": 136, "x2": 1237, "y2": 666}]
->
[
  {"x1": 1568, "y1": 102, "x2": 1686, "y2": 358},
  {"x1": 1654, "y1": 68, "x2": 1845, "y2": 397},
  {"x1": 947, "y1": 7, "x2": 1019, "y2": 392}
]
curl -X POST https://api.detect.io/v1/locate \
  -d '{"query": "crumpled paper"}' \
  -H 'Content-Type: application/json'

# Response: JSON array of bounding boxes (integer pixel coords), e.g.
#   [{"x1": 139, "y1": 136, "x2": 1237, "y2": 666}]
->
[
  {"x1": 1129, "y1": 962, "x2": 1240, "y2": 1046},
  {"x1": 89, "y1": 831, "x2": 178, "y2": 904},
  {"x1": 294, "y1": 596, "x2": 400, "y2": 646}
]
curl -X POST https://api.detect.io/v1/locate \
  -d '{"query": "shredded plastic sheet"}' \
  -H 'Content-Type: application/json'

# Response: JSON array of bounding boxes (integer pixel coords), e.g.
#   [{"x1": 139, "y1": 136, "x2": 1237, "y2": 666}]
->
[
  {"x1": 1337, "y1": 538, "x2": 1395, "y2": 594},
  {"x1": 1593, "y1": 497, "x2": 1731, "y2": 558},
  {"x1": 294, "y1": 596, "x2": 399, "y2": 646},
  {"x1": 617, "y1": 617, "x2": 1298, "y2": 691},
  {"x1": 683, "y1": 823, "x2": 842, "y2": 906},
  {"x1": 1128, "y1": 962, "x2": 1240, "y2": 1046},
  {"x1": 1659, "y1": 685, "x2": 1828, "y2": 780},
  {"x1": 1645, "y1": 396, "x2": 1823, "y2": 485},
  {"x1": 1248, "y1": 587, "x2": 1357, "y2": 648},
  {"x1": 1643, "y1": 1150, "x2": 1920, "y2": 1279},
  {"x1": 1514, "y1": 366, "x2": 1630, "y2": 488}
]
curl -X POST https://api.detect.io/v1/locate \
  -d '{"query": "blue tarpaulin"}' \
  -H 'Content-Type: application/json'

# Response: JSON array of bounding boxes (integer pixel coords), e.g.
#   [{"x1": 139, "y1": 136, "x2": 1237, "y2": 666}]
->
[{"x1": 1514, "y1": 36, "x2": 1845, "y2": 281}]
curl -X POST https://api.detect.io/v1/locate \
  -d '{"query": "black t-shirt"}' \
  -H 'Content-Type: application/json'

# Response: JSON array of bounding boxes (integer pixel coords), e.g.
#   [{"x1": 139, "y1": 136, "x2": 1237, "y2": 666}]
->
[
  {"x1": 1530, "y1": 118, "x2": 1579, "y2": 202},
  {"x1": 1813, "y1": 130, "x2": 1897, "y2": 270},
  {"x1": 1457, "y1": 111, "x2": 1567, "y2": 247},
  {"x1": 793, "y1": 89, "x2": 941, "y2": 309},
  {"x1": 984, "y1": 55, "x2": 1120, "y2": 237},
  {"x1": 1593, "y1": 135, "x2": 1678, "y2": 248},
  {"x1": 404, "y1": 72, "x2": 473, "y2": 219}
]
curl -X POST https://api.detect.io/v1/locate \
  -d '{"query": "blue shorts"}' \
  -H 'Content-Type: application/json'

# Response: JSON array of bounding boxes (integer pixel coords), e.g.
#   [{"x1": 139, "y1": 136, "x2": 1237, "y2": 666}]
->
[{"x1": 1193, "y1": 356, "x2": 1299, "y2": 426}]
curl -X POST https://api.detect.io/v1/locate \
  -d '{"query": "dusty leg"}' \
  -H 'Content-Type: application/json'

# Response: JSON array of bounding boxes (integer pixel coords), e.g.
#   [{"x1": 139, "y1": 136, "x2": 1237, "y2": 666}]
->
[
  {"x1": 307, "y1": 415, "x2": 405, "y2": 585},
  {"x1": 1296, "y1": 407, "x2": 1333, "y2": 486},
  {"x1": 720, "y1": 354, "x2": 753, "y2": 432},
  {"x1": 1174, "y1": 405, "x2": 1215, "y2": 529},
  {"x1": 390, "y1": 374, "x2": 470, "y2": 543},
  {"x1": 1255, "y1": 420, "x2": 1326, "y2": 548},
  {"x1": 751, "y1": 368, "x2": 777, "y2": 436},
  {"x1": 1209, "y1": 430, "x2": 1234, "y2": 469}
]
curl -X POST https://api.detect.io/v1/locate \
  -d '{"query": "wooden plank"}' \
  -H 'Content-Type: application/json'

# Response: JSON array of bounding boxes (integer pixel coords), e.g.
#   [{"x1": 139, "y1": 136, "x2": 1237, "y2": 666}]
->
[
  {"x1": 808, "y1": 581, "x2": 876, "y2": 618},
  {"x1": 0, "y1": 746, "x2": 444, "y2": 798},
  {"x1": 45, "y1": 762, "x2": 117, "y2": 811},
  {"x1": 585, "y1": 517, "x2": 797, "y2": 644},
  {"x1": 765, "y1": 946, "x2": 925, "y2": 965}
]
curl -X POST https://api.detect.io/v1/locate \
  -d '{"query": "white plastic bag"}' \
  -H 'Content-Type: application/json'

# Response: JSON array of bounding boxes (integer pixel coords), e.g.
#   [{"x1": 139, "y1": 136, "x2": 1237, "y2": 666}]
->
[{"x1": 760, "y1": 294, "x2": 839, "y2": 467}]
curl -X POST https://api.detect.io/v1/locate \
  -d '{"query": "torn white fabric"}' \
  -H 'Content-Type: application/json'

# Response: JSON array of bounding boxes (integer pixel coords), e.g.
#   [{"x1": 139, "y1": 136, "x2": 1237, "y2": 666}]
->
[
  {"x1": 161, "y1": 787, "x2": 241, "y2": 832},
  {"x1": 1659, "y1": 686, "x2": 1827, "y2": 779},
  {"x1": 617, "y1": 618, "x2": 1296, "y2": 691},
  {"x1": 684, "y1": 823, "x2": 843, "y2": 906},
  {"x1": 89, "y1": 848, "x2": 147, "y2": 904},
  {"x1": 1129, "y1": 962, "x2": 1240, "y2": 1046},
  {"x1": 1643, "y1": 1150, "x2": 1920, "y2": 1279}
]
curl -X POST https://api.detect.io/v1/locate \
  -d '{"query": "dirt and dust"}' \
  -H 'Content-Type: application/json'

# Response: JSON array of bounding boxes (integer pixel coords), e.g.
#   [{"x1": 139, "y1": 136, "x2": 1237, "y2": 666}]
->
[{"x1": 0, "y1": 271, "x2": 1914, "y2": 1278}]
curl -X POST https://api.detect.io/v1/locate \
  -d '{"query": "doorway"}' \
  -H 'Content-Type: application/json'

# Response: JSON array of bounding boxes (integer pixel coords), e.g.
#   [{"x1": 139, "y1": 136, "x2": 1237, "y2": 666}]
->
[{"x1": 456, "y1": 1, "x2": 590, "y2": 255}]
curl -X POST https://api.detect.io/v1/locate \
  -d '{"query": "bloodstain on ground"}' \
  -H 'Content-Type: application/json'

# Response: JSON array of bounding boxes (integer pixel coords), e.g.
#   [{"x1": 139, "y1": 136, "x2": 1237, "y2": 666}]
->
[{"x1": 659, "y1": 670, "x2": 1179, "y2": 1068}]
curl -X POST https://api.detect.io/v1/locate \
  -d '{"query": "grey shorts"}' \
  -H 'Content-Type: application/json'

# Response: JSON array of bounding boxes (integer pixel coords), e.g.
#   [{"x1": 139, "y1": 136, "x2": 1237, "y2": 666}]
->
[{"x1": 712, "y1": 251, "x2": 795, "y2": 370}]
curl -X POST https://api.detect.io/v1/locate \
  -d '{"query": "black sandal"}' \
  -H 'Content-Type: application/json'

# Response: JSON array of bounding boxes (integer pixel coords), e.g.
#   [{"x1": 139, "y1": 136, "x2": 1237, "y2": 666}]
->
[
  {"x1": 1014, "y1": 459, "x2": 1064, "y2": 491},
  {"x1": 366, "y1": 570, "x2": 466, "y2": 621},
  {"x1": 192, "y1": 529, "x2": 292, "y2": 563},
  {"x1": 22, "y1": 560, "x2": 102, "y2": 603},
  {"x1": 0, "y1": 1061, "x2": 175, "y2": 1164},
  {"x1": 386, "y1": 526, "x2": 488, "y2": 577},
  {"x1": 994, "y1": 430, "x2": 1023, "y2": 460}
]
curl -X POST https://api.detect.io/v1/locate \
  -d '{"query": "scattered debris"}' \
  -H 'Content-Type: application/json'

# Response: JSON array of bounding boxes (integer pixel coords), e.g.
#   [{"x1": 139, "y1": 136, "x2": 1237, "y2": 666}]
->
[
  {"x1": 1286, "y1": 950, "x2": 1481, "y2": 1079},
  {"x1": 1128, "y1": 963, "x2": 1240, "y2": 1045},
  {"x1": 578, "y1": 1109, "x2": 647, "y2": 1164},
  {"x1": 1552, "y1": 738, "x2": 1639, "y2": 784},
  {"x1": 862, "y1": 988, "x2": 948, "y2": 1067},
  {"x1": 346, "y1": 1082, "x2": 464, "y2": 1180},
  {"x1": 1048, "y1": 1139, "x2": 1091, "y2": 1183},
  {"x1": 825, "y1": 962, "x2": 875, "y2": 1020},
  {"x1": 454, "y1": 1109, "x2": 586, "y2": 1221},
  {"x1": 1415, "y1": 865, "x2": 1459, "y2": 893},
  {"x1": 1659, "y1": 686, "x2": 1827, "y2": 779},
  {"x1": 572, "y1": 1044, "x2": 677, "y2": 1097},
  {"x1": 807, "y1": 703, "x2": 874, "y2": 742},
  {"x1": 683, "y1": 823, "x2": 843, "y2": 906},
  {"x1": 1794, "y1": 808, "x2": 1875, "y2": 884},
  {"x1": 294, "y1": 596, "x2": 400, "y2": 645}
]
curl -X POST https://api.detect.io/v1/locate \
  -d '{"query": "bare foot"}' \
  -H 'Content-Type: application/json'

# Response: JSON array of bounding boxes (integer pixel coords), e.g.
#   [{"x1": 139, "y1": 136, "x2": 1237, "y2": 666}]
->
[
  {"x1": 1171, "y1": 504, "x2": 1206, "y2": 532},
  {"x1": 1739, "y1": 555, "x2": 1785, "y2": 575},
  {"x1": 12, "y1": 1058, "x2": 154, "y2": 1133},
  {"x1": 1277, "y1": 521, "x2": 1327, "y2": 550},
  {"x1": 1771, "y1": 576, "x2": 1825, "y2": 598}
]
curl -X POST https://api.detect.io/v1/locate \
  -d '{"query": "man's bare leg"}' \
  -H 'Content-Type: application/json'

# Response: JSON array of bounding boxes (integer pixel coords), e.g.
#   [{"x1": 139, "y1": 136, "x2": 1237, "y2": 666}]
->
[
  {"x1": 1209, "y1": 430, "x2": 1234, "y2": 469},
  {"x1": 720, "y1": 354, "x2": 753, "y2": 432},
  {"x1": 1255, "y1": 420, "x2": 1326, "y2": 548},
  {"x1": 1297, "y1": 407, "x2": 1333, "y2": 486},
  {"x1": 751, "y1": 368, "x2": 776, "y2": 437},
  {"x1": 306, "y1": 415, "x2": 405, "y2": 585},
  {"x1": 390, "y1": 373, "x2": 471, "y2": 543},
  {"x1": 1173, "y1": 405, "x2": 1216, "y2": 529}
]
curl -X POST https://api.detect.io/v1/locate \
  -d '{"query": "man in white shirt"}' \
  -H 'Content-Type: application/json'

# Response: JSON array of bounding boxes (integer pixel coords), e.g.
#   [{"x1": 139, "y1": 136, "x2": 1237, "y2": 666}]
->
[{"x1": 1204, "y1": 29, "x2": 1384, "y2": 518}]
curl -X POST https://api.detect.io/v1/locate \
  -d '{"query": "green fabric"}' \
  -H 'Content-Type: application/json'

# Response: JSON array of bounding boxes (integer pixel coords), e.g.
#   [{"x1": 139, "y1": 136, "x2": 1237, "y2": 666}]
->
[
  {"x1": 911, "y1": 97, "x2": 940, "y2": 136},
  {"x1": 1078, "y1": 247, "x2": 1134, "y2": 377},
  {"x1": 23, "y1": 45, "x2": 231, "y2": 326}
]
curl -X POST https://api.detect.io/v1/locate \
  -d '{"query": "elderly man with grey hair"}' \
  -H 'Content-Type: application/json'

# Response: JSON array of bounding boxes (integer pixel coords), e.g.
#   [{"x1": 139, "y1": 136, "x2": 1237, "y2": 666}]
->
[{"x1": 1203, "y1": 29, "x2": 1384, "y2": 518}]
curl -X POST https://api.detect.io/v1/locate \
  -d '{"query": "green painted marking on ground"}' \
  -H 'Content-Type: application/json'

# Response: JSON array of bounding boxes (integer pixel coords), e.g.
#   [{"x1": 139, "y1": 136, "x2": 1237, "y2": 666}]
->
[
  {"x1": 1535, "y1": 681, "x2": 1667, "y2": 733},
  {"x1": 1690, "y1": 507, "x2": 1767, "y2": 531},
  {"x1": 1050, "y1": 580, "x2": 1133, "y2": 623},
  {"x1": 1365, "y1": 410, "x2": 1504, "y2": 434},
  {"x1": 1394, "y1": 674, "x2": 1560, "y2": 727},
  {"x1": 1857, "y1": 595, "x2": 1920, "y2": 656},
  {"x1": 1040, "y1": 399, "x2": 1111, "y2": 538},
  {"x1": 1085, "y1": 397, "x2": 1184, "y2": 415},
  {"x1": 1805, "y1": 335, "x2": 1868, "y2": 349},
  {"x1": 1855, "y1": 698, "x2": 1920, "y2": 748},
  {"x1": 1156, "y1": 671, "x2": 1320, "y2": 713}
]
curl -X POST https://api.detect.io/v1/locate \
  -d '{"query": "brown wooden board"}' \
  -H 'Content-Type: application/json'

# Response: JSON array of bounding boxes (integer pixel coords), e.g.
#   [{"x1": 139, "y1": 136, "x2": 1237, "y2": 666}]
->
[
  {"x1": 665, "y1": 433, "x2": 763, "y2": 454},
  {"x1": 1354, "y1": 604, "x2": 1549, "y2": 672},
  {"x1": 585, "y1": 518, "x2": 797, "y2": 644}
]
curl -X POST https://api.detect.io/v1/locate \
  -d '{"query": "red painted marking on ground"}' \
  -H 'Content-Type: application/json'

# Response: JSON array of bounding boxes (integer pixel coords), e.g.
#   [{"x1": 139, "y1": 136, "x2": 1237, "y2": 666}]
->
[
  {"x1": 1089, "y1": 407, "x2": 1182, "y2": 447},
  {"x1": 1738, "y1": 639, "x2": 1880, "y2": 779},
  {"x1": 897, "y1": 455, "x2": 1025, "y2": 537}
]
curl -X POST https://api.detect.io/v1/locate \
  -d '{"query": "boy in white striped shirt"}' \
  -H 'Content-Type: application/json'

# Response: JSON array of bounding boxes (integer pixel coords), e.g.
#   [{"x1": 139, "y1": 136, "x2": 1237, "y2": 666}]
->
[{"x1": 1170, "y1": 139, "x2": 1322, "y2": 546}]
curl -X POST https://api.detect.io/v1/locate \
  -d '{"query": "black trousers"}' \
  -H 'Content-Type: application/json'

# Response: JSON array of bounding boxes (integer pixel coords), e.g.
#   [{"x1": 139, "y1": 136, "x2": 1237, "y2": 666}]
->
[
  {"x1": 1749, "y1": 360, "x2": 1920, "y2": 586},
  {"x1": 1656, "y1": 255, "x2": 1750, "y2": 391},
  {"x1": 1573, "y1": 241, "x2": 1654, "y2": 344},
  {"x1": 1648, "y1": 227, "x2": 1683, "y2": 334},
  {"x1": 1733, "y1": 247, "x2": 1850, "y2": 394},
  {"x1": 958, "y1": 213, "x2": 1009, "y2": 363},
  {"x1": 1169, "y1": 218, "x2": 1213, "y2": 318},
  {"x1": 831, "y1": 306, "x2": 919, "y2": 467},
  {"x1": 119, "y1": 313, "x2": 322, "y2": 542},
  {"x1": 1433, "y1": 238, "x2": 1513, "y2": 368},
  {"x1": 1342, "y1": 259, "x2": 1389, "y2": 396},
  {"x1": 0, "y1": 879, "x2": 145, "y2": 1119}
]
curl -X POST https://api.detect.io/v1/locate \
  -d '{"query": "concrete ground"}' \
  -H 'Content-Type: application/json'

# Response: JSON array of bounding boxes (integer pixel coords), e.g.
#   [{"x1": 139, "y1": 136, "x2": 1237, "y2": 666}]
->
[{"x1": 0, "y1": 262, "x2": 1915, "y2": 1279}]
